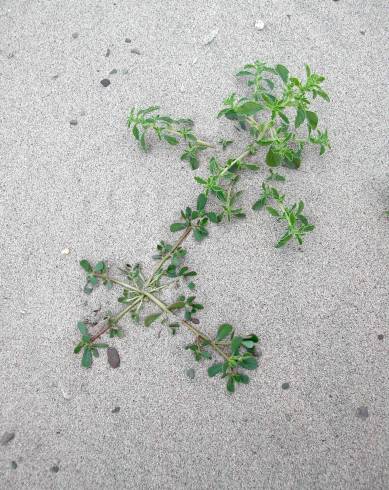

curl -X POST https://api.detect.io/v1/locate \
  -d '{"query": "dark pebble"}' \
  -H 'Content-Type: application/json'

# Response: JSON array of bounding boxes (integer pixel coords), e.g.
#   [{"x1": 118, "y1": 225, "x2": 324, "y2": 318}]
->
[
  {"x1": 70, "y1": 119, "x2": 78, "y2": 126},
  {"x1": 186, "y1": 368, "x2": 195, "y2": 379},
  {"x1": 111, "y1": 406, "x2": 120, "y2": 413},
  {"x1": 125, "y1": 38, "x2": 131, "y2": 43},
  {"x1": 52, "y1": 74, "x2": 59, "y2": 80},
  {"x1": 1, "y1": 431, "x2": 15, "y2": 445},
  {"x1": 281, "y1": 382, "x2": 290, "y2": 390},
  {"x1": 130, "y1": 48, "x2": 141, "y2": 55},
  {"x1": 360, "y1": 30, "x2": 366, "y2": 35},
  {"x1": 107, "y1": 347, "x2": 120, "y2": 368},
  {"x1": 105, "y1": 48, "x2": 111, "y2": 57},
  {"x1": 378, "y1": 334, "x2": 384, "y2": 340},
  {"x1": 191, "y1": 318, "x2": 200, "y2": 324},
  {"x1": 11, "y1": 461, "x2": 17, "y2": 469},
  {"x1": 356, "y1": 406, "x2": 369, "y2": 420},
  {"x1": 100, "y1": 79, "x2": 110, "y2": 87},
  {"x1": 72, "y1": 32, "x2": 79, "y2": 39},
  {"x1": 109, "y1": 68, "x2": 117, "y2": 75},
  {"x1": 50, "y1": 465, "x2": 60, "y2": 473}
]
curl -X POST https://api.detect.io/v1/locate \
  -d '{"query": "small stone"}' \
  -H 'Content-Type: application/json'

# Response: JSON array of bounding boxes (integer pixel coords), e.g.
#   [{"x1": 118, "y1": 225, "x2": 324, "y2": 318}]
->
[
  {"x1": 186, "y1": 368, "x2": 195, "y2": 379},
  {"x1": 378, "y1": 334, "x2": 384, "y2": 340},
  {"x1": 125, "y1": 38, "x2": 131, "y2": 43},
  {"x1": 111, "y1": 406, "x2": 120, "y2": 413},
  {"x1": 105, "y1": 48, "x2": 111, "y2": 57},
  {"x1": 191, "y1": 318, "x2": 200, "y2": 324},
  {"x1": 356, "y1": 406, "x2": 369, "y2": 419},
  {"x1": 192, "y1": 58, "x2": 198, "y2": 65},
  {"x1": 281, "y1": 382, "x2": 290, "y2": 390},
  {"x1": 61, "y1": 248, "x2": 70, "y2": 255},
  {"x1": 11, "y1": 461, "x2": 17, "y2": 469},
  {"x1": 52, "y1": 74, "x2": 59, "y2": 80},
  {"x1": 50, "y1": 465, "x2": 59, "y2": 473},
  {"x1": 286, "y1": 14, "x2": 291, "y2": 20},
  {"x1": 72, "y1": 32, "x2": 79, "y2": 39},
  {"x1": 360, "y1": 30, "x2": 365, "y2": 35},
  {"x1": 107, "y1": 347, "x2": 120, "y2": 368},
  {"x1": 69, "y1": 120, "x2": 78, "y2": 126},
  {"x1": 203, "y1": 28, "x2": 219, "y2": 46},
  {"x1": 109, "y1": 68, "x2": 117, "y2": 75},
  {"x1": 100, "y1": 79, "x2": 110, "y2": 87},
  {"x1": 1, "y1": 431, "x2": 15, "y2": 445},
  {"x1": 255, "y1": 19, "x2": 265, "y2": 31},
  {"x1": 130, "y1": 48, "x2": 141, "y2": 55}
]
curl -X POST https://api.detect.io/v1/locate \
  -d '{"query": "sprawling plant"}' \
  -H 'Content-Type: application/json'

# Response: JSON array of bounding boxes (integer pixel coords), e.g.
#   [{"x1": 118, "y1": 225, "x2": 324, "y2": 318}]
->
[{"x1": 74, "y1": 61, "x2": 330, "y2": 392}]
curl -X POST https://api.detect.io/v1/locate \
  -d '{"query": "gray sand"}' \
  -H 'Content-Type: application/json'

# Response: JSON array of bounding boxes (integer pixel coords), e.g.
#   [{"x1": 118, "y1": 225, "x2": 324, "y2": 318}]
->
[{"x1": 1, "y1": 1, "x2": 388, "y2": 488}]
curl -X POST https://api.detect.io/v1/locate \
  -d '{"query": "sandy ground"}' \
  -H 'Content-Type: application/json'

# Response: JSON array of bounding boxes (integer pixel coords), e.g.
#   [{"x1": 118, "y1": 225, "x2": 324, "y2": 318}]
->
[{"x1": 0, "y1": 1, "x2": 388, "y2": 488}]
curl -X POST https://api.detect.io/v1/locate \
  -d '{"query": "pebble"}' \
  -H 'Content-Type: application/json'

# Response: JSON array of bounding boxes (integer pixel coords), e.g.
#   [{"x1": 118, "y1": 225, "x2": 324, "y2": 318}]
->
[
  {"x1": 69, "y1": 120, "x2": 78, "y2": 126},
  {"x1": 281, "y1": 382, "x2": 290, "y2": 390},
  {"x1": 72, "y1": 32, "x2": 79, "y2": 39},
  {"x1": 255, "y1": 19, "x2": 265, "y2": 31},
  {"x1": 105, "y1": 48, "x2": 111, "y2": 57},
  {"x1": 61, "y1": 248, "x2": 70, "y2": 255},
  {"x1": 130, "y1": 48, "x2": 141, "y2": 55},
  {"x1": 378, "y1": 334, "x2": 384, "y2": 340},
  {"x1": 186, "y1": 368, "x2": 195, "y2": 379},
  {"x1": 107, "y1": 347, "x2": 120, "y2": 368},
  {"x1": 125, "y1": 38, "x2": 131, "y2": 43},
  {"x1": 11, "y1": 461, "x2": 17, "y2": 469},
  {"x1": 109, "y1": 68, "x2": 117, "y2": 75},
  {"x1": 100, "y1": 79, "x2": 110, "y2": 87},
  {"x1": 52, "y1": 74, "x2": 59, "y2": 80},
  {"x1": 356, "y1": 406, "x2": 369, "y2": 420},
  {"x1": 50, "y1": 465, "x2": 60, "y2": 473},
  {"x1": 111, "y1": 406, "x2": 120, "y2": 413},
  {"x1": 203, "y1": 28, "x2": 218, "y2": 46},
  {"x1": 1, "y1": 431, "x2": 15, "y2": 445},
  {"x1": 360, "y1": 30, "x2": 365, "y2": 35}
]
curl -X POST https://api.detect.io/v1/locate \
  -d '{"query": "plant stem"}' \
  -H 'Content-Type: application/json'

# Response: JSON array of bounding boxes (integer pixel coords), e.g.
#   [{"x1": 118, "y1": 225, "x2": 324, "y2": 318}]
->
[
  {"x1": 166, "y1": 128, "x2": 215, "y2": 148},
  {"x1": 90, "y1": 297, "x2": 143, "y2": 342},
  {"x1": 143, "y1": 291, "x2": 229, "y2": 360}
]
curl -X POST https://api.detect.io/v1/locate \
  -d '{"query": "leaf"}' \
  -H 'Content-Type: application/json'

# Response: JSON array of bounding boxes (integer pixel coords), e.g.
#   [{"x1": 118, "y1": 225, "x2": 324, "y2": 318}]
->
[
  {"x1": 207, "y1": 212, "x2": 219, "y2": 223},
  {"x1": 168, "y1": 302, "x2": 185, "y2": 311},
  {"x1": 295, "y1": 108, "x2": 305, "y2": 128},
  {"x1": 239, "y1": 356, "x2": 258, "y2": 370},
  {"x1": 93, "y1": 343, "x2": 108, "y2": 349},
  {"x1": 73, "y1": 341, "x2": 83, "y2": 354},
  {"x1": 266, "y1": 206, "x2": 280, "y2": 217},
  {"x1": 226, "y1": 376, "x2": 235, "y2": 393},
  {"x1": 196, "y1": 193, "x2": 207, "y2": 211},
  {"x1": 107, "y1": 347, "x2": 120, "y2": 368},
  {"x1": 187, "y1": 281, "x2": 196, "y2": 290},
  {"x1": 163, "y1": 134, "x2": 179, "y2": 145},
  {"x1": 275, "y1": 232, "x2": 293, "y2": 248},
  {"x1": 81, "y1": 348, "x2": 92, "y2": 368},
  {"x1": 132, "y1": 125, "x2": 140, "y2": 141},
  {"x1": 77, "y1": 322, "x2": 88, "y2": 335},
  {"x1": 231, "y1": 336, "x2": 242, "y2": 354},
  {"x1": 170, "y1": 222, "x2": 187, "y2": 232},
  {"x1": 306, "y1": 111, "x2": 318, "y2": 129},
  {"x1": 266, "y1": 148, "x2": 282, "y2": 167},
  {"x1": 208, "y1": 363, "x2": 224, "y2": 377},
  {"x1": 252, "y1": 195, "x2": 267, "y2": 211},
  {"x1": 241, "y1": 340, "x2": 255, "y2": 349},
  {"x1": 94, "y1": 261, "x2": 105, "y2": 272},
  {"x1": 275, "y1": 64, "x2": 289, "y2": 83},
  {"x1": 235, "y1": 373, "x2": 250, "y2": 384},
  {"x1": 216, "y1": 323, "x2": 233, "y2": 341},
  {"x1": 236, "y1": 101, "x2": 263, "y2": 115},
  {"x1": 80, "y1": 260, "x2": 92, "y2": 273},
  {"x1": 144, "y1": 313, "x2": 162, "y2": 327}
]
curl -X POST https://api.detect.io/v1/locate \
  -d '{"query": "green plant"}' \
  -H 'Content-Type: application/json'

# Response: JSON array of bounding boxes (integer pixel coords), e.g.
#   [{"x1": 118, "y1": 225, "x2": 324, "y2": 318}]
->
[{"x1": 74, "y1": 60, "x2": 330, "y2": 392}]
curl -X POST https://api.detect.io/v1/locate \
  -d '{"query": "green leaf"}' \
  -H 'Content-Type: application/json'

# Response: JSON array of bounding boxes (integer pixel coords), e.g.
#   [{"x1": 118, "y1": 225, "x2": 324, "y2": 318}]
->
[
  {"x1": 144, "y1": 313, "x2": 162, "y2": 327},
  {"x1": 236, "y1": 101, "x2": 263, "y2": 116},
  {"x1": 187, "y1": 281, "x2": 196, "y2": 290},
  {"x1": 208, "y1": 363, "x2": 224, "y2": 377},
  {"x1": 81, "y1": 348, "x2": 93, "y2": 368},
  {"x1": 132, "y1": 125, "x2": 140, "y2": 141},
  {"x1": 80, "y1": 260, "x2": 92, "y2": 273},
  {"x1": 226, "y1": 376, "x2": 235, "y2": 393},
  {"x1": 231, "y1": 336, "x2": 242, "y2": 354},
  {"x1": 163, "y1": 134, "x2": 179, "y2": 145},
  {"x1": 266, "y1": 206, "x2": 280, "y2": 217},
  {"x1": 94, "y1": 261, "x2": 105, "y2": 272},
  {"x1": 77, "y1": 322, "x2": 88, "y2": 335},
  {"x1": 196, "y1": 193, "x2": 207, "y2": 211},
  {"x1": 252, "y1": 195, "x2": 267, "y2": 211},
  {"x1": 207, "y1": 212, "x2": 219, "y2": 223},
  {"x1": 266, "y1": 148, "x2": 282, "y2": 167},
  {"x1": 216, "y1": 323, "x2": 233, "y2": 341},
  {"x1": 275, "y1": 64, "x2": 289, "y2": 83},
  {"x1": 239, "y1": 356, "x2": 258, "y2": 370},
  {"x1": 275, "y1": 232, "x2": 293, "y2": 248},
  {"x1": 295, "y1": 108, "x2": 306, "y2": 128},
  {"x1": 241, "y1": 340, "x2": 255, "y2": 349},
  {"x1": 73, "y1": 341, "x2": 83, "y2": 354},
  {"x1": 306, "y1": 111, "x2": 318, "y2": 129},
  {"x1": 235, "y1": 373, "x2": 250, "y2": 384},
  {"x1": 168, "y1": 301, "x2": 185, "y2": 311},
  {"x1": 93, "y1": 343, "x2": 108, "y2": 349},
  {"x1": 170, "y1": 222, "x2": 187, "y2": 232}
]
